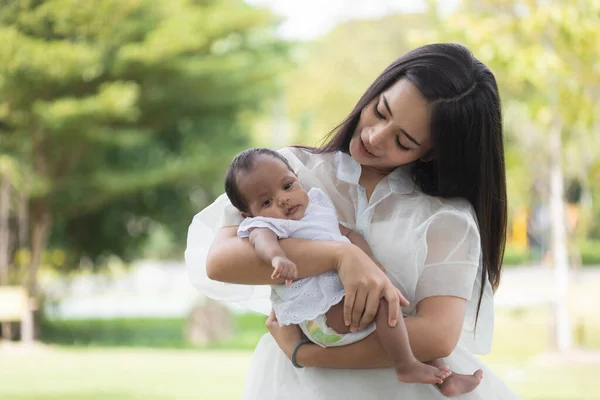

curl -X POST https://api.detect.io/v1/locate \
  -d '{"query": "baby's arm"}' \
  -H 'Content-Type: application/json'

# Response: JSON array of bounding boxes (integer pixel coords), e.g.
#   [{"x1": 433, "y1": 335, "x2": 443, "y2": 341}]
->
[
  {"x1": 338, "y1": 225, "x2": 385, "y2": 272},
  {"x1": 248, "y1": 228, "x2": 297, "y2": 284}
]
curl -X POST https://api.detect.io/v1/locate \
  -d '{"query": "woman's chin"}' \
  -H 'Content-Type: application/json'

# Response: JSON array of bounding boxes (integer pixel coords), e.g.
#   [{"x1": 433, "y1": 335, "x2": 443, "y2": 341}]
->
[
  {"x1": 348, "y1": 139, "x2": 363, "y2": 162},
  {"x1": 350, "y1": 147, "x2": 372, "y2": 168}
]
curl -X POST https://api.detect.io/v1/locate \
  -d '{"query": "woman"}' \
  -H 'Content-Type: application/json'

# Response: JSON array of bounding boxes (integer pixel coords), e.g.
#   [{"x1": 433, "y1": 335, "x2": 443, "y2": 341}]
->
[{"x1": 187, "y1": 43, "x2": 518, "y2": 399}]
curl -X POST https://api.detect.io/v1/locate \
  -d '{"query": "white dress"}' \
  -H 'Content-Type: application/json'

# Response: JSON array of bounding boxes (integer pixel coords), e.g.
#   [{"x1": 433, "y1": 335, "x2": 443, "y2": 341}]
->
[{"x1": 186, "y1": 147, "x2": 519, "y2": 399}]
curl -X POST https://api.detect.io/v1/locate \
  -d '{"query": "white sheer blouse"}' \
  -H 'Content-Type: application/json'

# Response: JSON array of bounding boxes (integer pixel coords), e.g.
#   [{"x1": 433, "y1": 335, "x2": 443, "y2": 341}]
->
[{"x1": 186, "y1": 147, "x2": 494, "y2": 354}]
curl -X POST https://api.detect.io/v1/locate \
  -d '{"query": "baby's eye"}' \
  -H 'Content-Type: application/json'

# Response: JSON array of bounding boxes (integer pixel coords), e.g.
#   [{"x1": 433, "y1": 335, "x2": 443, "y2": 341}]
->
[
  {"x1": 262, "y1": 199, "x2": 272, "y2": 207},
  {"x1": 283, "y1": 182, "x2": 294, "y2": 190}
]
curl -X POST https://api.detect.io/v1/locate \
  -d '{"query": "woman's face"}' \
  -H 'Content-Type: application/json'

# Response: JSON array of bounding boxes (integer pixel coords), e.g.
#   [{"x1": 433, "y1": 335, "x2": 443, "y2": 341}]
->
[{"x1": 349, "y1": 79, "x2": 434, "y2": 174}]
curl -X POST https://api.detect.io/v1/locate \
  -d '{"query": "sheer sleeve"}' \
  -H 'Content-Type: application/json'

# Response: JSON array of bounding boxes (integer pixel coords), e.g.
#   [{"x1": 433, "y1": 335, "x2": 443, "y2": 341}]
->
[
  {"x1": 415, "y1": 211, "x2": 479, "y2": 302},
  {"x1": 185, "y1": 193, "x2": 271, "y2": 315},
  {"x1": 307, "y1": 187, "x2": 335, "y2": 209},
  {"x1": 415, "y1": 209, "x2": 494, "y2": 354},
  {"x1": 238, "y1": 217, "x2": 290, "y2": 239}
]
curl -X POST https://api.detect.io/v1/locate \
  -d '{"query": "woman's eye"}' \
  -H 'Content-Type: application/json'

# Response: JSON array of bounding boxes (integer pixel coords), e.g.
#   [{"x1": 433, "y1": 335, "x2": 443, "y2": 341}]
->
[
  {"x1": 284, "y1": 182, "x2": 293, "y2": 190},
  {"x1": 396, "y1": 137, "x2": 409, "y2": 151},
  {"x1": 262, "y1": 199, "x2": 272, "y2": 207},
  {"x1": 373, "y1": 101, "x2": 385, "y2": 120}
]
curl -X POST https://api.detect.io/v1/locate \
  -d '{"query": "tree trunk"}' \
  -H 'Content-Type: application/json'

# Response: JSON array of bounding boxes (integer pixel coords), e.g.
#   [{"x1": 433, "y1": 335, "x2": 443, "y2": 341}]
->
[
  {"x1": 0, "y1": 175, "x2": 12, "y2": 340},
  {"x1": 548, "y1": 118, "x2": 572, "y2": 352},
  {"x1": 0, "y1": 175, "x2": 10, "y2": 284},
  {"x1": 17, "y1": 181, "x2": 29, "y2": 248},
  {"x1": 21, "y1": 199, "x2": 51, "y2": 344},
  {"x1": 185, "y1": 299, "x2": 233, "y2": 346}
]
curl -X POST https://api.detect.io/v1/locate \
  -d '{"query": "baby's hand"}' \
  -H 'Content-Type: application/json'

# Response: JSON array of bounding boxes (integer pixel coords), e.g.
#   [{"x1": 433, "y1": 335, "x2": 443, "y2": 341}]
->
[{"x1": 271, "y1": 256, "x2": 298, "y2": 286}]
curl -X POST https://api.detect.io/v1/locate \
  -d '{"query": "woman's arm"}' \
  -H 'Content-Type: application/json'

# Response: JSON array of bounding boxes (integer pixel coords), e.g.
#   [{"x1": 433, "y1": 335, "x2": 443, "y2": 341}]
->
[
  {"x1": 269, "y1": 295, "x2": 467, "y2": 367},
  {"x1": 339, "y1": 225, "x2": 374, "y2": 258},
  {"x1": 339, "y1": 225, "x2": 385, "y2": 272},
  {"x1": 206, "y1": 226, "x2": 407, "y2": 329},
  {"x1": 206, "y1": 226, "x2": 345, "y2": 284}
]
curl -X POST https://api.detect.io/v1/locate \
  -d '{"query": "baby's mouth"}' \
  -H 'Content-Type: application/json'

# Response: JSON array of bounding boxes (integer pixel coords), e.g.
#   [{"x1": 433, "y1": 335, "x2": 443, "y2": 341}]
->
[{"x1": 286, "y1": 205, "x2": 300, "y2": 216}]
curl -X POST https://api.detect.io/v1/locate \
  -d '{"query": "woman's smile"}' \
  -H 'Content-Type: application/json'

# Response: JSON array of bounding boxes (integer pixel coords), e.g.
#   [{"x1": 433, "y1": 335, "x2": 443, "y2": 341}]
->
[{"x1": 359, "y1": 136, "x2": 377, "y2": 158}]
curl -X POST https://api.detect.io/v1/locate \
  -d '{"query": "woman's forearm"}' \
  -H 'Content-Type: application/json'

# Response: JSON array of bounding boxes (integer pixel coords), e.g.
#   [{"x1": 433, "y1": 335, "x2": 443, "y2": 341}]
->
[
  {"x1": 206, "y1": 227, "x2": 347, "y2": 285},
  {"x1": 296, "y1": 315, "x2": 452, "y2": 369}
]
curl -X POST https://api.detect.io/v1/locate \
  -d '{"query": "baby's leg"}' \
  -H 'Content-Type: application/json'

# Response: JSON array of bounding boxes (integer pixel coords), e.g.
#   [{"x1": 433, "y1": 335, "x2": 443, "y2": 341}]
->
[
  {"x1": 324, "y1": 301, "x2": 351, "y2": 334},
  {"x1": 428, "y1": 359, "x2": 483, "y2": 397},
  {"x1": 375, "y1": 299, "x2": 450, "y2": 384}
]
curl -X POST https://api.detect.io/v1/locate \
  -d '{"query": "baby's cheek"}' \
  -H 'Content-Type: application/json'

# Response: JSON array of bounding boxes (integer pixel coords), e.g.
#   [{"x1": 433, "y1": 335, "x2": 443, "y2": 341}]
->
[
  {"x1": 264, "y1": 209, "x2": 280, "y2": 219},
  {"x1": 301, "y1": 191, "x2": 310, "y2": 207}
]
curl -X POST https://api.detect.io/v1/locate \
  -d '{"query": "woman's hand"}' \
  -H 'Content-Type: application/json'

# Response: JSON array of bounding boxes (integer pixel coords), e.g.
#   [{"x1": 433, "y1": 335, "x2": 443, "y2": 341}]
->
[
  {"x1": 265, "y1": 310, "x2": 303, "y2": 359},
  {"x1": 335, "y1": 244, "x2": 409, "y2": 332}
]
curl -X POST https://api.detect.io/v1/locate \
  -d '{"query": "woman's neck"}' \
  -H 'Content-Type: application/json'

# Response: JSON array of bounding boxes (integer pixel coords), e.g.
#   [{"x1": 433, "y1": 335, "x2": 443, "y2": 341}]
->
[{"x1": 358, "y1": 167, "x2": 389, "y2": 201}]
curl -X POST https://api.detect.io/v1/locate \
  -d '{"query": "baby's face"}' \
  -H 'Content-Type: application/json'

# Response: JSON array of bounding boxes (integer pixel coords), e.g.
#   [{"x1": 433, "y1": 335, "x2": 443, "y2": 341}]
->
[{"x1": 238, "y1": 155, "x2": 309, "y2": 220}]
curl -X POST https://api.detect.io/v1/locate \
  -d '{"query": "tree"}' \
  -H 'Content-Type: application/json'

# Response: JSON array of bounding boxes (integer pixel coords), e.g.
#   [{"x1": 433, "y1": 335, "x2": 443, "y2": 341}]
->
[
  {"x1": 282, "y1": 13, "x2": 436, "y2": 145},
  {"x1": 0, "y1": 156, "x2": 15, "y2": 340},
  {"x1": 417, "y1": 0, "x2": 600, "y2": 351},
  {"x1": 0, "y1": 0, "x2": 289, "y2": 342}
]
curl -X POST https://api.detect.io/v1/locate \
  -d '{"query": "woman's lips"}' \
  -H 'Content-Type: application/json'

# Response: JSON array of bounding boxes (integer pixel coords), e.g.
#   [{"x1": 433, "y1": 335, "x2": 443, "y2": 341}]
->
[{"x1": 359, "y1": 137, "x2": 376, "y2": 157}]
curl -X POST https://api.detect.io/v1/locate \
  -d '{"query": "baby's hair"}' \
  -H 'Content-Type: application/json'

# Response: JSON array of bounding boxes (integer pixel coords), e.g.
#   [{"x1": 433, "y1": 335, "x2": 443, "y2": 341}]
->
[{"x1": 225, "y1": 148, "x2": 295, "y2": 213}]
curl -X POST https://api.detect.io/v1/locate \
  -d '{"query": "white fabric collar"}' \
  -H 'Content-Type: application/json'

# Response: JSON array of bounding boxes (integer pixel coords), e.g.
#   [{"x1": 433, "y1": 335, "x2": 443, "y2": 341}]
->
[{"x1": 333, "y1": 151, "x2": 415, "y2": 195}]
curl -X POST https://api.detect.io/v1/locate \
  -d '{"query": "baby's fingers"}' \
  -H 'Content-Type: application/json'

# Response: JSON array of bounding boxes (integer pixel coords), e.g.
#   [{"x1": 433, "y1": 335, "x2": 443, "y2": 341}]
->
[
  {"x1": 288, "y1": 265, "x2": 298, "y2": 280},
  {"x1": 283, "y1": 267, "x2": 298, "y2": 280},
  {"x1": 271, "y1": 266, "x2": 282, "y2": 280}
]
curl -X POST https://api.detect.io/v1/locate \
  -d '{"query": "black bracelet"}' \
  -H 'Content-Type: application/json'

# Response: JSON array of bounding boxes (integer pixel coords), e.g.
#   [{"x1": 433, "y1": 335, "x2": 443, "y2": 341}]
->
[{"x1": 291, "y1": 338, "x2": 312, "y2": 368}]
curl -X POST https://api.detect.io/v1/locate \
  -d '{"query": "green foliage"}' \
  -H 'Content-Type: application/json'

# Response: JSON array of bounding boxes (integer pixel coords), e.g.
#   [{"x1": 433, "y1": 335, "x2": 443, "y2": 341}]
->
[
  {"x1": 579, "y1": 240, "x2": 600, "y2": 266},
  {"x1": 0, "y1": 0, "x2": 291, "y2": 265},
  {"x1": 40, "y1": 317, "x2": 187, "y2": 348},
  {"x1": 503, "y1": 240, "x2": 600, "y2": 267},
  {"x1": 503, "y1": 246, "x2": 533, "y2": 266},
  {"x1": 38, "y1": 313, "x2": 268, "y2": 349},
  {"x1": 419, "y1": 0, "x2": 600, "y2": 214},
  {"x1": 207, "y1": 313, "x2": 267, "y2": 350}
]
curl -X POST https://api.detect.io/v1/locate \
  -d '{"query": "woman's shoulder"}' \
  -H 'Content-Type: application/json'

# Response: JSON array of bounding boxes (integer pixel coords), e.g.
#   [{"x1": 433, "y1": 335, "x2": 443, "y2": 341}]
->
[
  {"x1": 278, "y1": 147, "x2": 338, "y2": 191},
  {"x1": 413, "y1": 194, "x2": 478, "y2": 231},
  {"x1": 278, "y1": 147, "x2": 334, "y2": 170}
]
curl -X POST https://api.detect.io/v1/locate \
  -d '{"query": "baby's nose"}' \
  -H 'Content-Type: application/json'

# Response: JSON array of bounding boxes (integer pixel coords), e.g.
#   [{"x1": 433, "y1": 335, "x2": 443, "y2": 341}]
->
[{"x1": 277, "y1": 195, "x2": 290, "y2": 206}]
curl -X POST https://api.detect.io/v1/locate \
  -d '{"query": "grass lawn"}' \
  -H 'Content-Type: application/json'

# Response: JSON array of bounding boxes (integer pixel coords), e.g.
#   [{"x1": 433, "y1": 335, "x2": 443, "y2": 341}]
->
[
  {"x1": 1, "y1": 308, "x2": 599, "y2": 400},
  {"x1": 0, "y1": 346, "x2": 251, "y2": 400},
  {"x1": 0, "y1": 344, "x2": 599, "y2": 400}
]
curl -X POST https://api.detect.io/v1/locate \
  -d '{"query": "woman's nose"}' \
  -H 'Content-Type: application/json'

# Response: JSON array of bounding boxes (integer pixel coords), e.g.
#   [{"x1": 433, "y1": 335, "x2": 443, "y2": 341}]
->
[{"x1": 368, "y1": 125, "x2": 388, "y2": 148}]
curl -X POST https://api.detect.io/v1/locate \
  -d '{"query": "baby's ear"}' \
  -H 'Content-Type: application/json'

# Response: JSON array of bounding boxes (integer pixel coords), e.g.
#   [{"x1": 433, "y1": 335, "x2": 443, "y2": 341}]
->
[{"x1": 241, "y1": 212, "x2": 250, "y2": 218}]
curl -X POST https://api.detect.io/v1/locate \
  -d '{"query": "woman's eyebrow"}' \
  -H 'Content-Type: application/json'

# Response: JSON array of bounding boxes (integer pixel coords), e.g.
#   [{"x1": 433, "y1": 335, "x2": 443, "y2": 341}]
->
[{"x1": 382, "y1": 94, "x2": 421, "y2": 146}]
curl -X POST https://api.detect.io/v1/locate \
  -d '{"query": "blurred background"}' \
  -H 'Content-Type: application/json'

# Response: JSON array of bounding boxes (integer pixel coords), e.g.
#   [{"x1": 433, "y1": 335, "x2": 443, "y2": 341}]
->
[{"x1": 0, "y1": 0, "x2": 599, "y2": 399}]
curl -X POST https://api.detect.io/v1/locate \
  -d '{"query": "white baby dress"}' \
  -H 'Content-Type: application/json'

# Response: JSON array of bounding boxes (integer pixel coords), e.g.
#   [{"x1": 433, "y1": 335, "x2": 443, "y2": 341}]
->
[
  {"x1": 237, "y1": 188, "x2": 350, "y2": 326},
  {"x1": 237, "y1": 188, "x2": 377, "y2": 347}
]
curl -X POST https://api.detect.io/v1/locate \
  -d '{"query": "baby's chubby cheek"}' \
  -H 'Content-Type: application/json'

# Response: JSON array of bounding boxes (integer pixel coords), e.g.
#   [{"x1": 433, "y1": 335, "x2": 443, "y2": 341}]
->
[{"x1": 301, "y1": 191, "x2": 310, "y2": 208}]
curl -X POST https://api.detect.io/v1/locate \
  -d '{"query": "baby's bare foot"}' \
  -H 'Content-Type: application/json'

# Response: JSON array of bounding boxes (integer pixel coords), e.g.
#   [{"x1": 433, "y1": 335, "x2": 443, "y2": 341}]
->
[
  {"x1": 438, "y1": 369, "x2": 483, "y2": 397},
  {"x1": 395, "y1": 360, "x2": 451, "y2": 384}
]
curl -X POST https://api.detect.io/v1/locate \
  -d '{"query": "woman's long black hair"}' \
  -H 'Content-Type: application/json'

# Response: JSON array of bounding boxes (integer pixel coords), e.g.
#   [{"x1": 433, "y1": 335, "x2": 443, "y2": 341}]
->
[{"x1": 311, "y1": 43, "x2": 507, "y2": 319}]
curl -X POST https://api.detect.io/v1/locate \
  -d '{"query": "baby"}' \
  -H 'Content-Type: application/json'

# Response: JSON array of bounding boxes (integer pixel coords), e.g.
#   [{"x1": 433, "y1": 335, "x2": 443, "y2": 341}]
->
[{"x1": 225, "y1": 148, "x2": 483, "y2": 396}]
